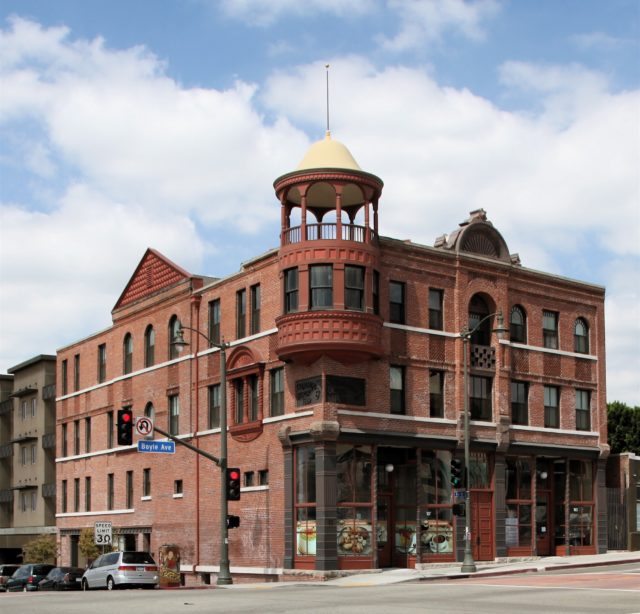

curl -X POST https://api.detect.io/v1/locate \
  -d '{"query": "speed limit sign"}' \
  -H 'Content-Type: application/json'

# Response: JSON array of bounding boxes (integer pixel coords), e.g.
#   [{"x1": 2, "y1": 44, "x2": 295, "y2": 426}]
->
[
  {"x1": 136, "y1": 416, "x2": 153, "y2": 437},
  {"x1": 94, "y1": 521, "x2": 112, "y2": 546}
]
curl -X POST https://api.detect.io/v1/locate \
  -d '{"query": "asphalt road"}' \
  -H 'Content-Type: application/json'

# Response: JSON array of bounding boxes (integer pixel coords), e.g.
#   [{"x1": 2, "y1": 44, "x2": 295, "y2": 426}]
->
[{"x1": 2, "y1": 564, "x2": 639, "y2": 614}]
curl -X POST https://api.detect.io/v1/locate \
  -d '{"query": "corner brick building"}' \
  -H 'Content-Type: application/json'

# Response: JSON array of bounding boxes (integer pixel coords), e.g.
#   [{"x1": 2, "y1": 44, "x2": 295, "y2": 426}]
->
[{"x1": 55, "y1": 131, "x2": 608, "y2": 581}]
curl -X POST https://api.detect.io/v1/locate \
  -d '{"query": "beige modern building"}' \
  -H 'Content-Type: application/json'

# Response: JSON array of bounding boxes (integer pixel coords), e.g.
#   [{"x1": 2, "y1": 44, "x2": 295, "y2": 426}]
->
[{"x1": 0, "y1": 355, "x2": 57, "y2": 563}]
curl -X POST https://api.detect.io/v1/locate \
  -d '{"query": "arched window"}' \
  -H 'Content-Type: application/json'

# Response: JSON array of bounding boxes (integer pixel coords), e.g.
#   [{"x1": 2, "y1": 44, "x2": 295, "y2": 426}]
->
[
  {"x1": 168, "y1": 315, "x2": 181, "y2": 360},
  {"x1": 144, "y1": 325, "x2": 155, "y2": 368},
  {"x1": 510, "y1": 305, "x2": 527, "y2": 343},
  {"x1": 574, "y1": 318, "x2": 589, "y2": 354},
  {"x1": 468, "y1": 294, "x2": 490, "y2": 345},
  {"x1": 123, "y1": 333, "x2": 133, "y2": 374}
]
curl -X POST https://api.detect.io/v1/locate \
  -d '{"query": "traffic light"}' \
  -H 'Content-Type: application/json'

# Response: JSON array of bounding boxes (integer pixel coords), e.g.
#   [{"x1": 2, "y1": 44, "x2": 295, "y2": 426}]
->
[
  {"x1": 226, "y1": 467, "x2": 241, "y2": 501},
  {"x1": 450, "y1": 458, "x2": 463, "y2": 487},
  {"x1": 452, "y1": 503, "x2": 466, "y2": 517},
  {"x1": 227, "y1": 515, "x2": 240, "y2": 529},
  {"x1": 117, "y1": 408, "x2": 133, "y2": 446}
]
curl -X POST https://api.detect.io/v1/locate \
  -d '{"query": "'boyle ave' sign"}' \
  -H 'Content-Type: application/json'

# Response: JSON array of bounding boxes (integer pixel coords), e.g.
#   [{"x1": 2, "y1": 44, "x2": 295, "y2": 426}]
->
[{"x1": 137, "y1": 440, "x2": 176, "y2": 454}]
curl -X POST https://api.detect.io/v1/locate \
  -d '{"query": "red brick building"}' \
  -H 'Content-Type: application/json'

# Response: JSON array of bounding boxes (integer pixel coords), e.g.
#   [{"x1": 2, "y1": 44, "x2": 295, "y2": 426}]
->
[{"x1": 56, "y1": 131, "x2": 608, "y2": 581}]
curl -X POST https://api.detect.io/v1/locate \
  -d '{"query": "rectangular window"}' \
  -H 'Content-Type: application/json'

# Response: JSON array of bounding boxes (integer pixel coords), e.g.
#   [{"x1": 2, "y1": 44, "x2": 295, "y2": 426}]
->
[
  {"x1": 169, "y1": 395, "x2": 180, "y2": 436},
  {"x1": 143, "y1": 468, "x2": 151, "y2": 497},
  {"x1": 85, "y1": 417, "x2": 91, "y2": 453},
  {"x1": 74, "y1": 478, "x2": 80, "y2": 513},
  {"x1": 107, "y1": 473, "x2": 114, "y2": 510},
  {"x1": 428, "y1": 289, "x2": 444, "y2": 330},
  {"x1": 310, "y1": 264, "x2": 333, "y2": 309},
  {"x1": 259, "y1": 469, "x2": 269, "y2": 486},
  {"x1": 31, "y1": 443, "x2": 37, "y2": 464},
  {"x1": 469, "y1": 375, "x2": 492, "y2": 421},
  {"x1": 326, "y1": 375, "x2": 366, "y2": 406},
  {"x1": 85, "y1": 476, "x2": 91, "y2": 511},
  {"x1": 296, "y1": 377, "x2": 322, "y2": 407},
  {"x1": 31, "y1": 491, "x2": 37, "y2": 511},
  {"x1": 284, "y1": 267, "x2": 299, "y2": 313},
  {"x1": 250, "y1": 284, "x2": 261, "y2": 335},
  {"x1": 61, "y1": 423, "x2": 68, "y2": 457},
  {"x1": 270, "y1": 368, "x2": 284, "y2": 417},
  {"x1": 505, "y1": 457, "x2": 533, "y2": 549},
  {"x1": 429, "y1": 370, "x2": 444, "y2": 418},
  {"x1": 544, "y1": 385, "x2": 560, "y2": 428},
  {"x1": 61, "y1": 359, "x2": 68, "y2": 396},
  {"x1": 74, "y1": 419, "x2": 80, "y2": 455},
  {"x1": 511, "y1": 381, "x2": 529, "y2": 425},
  {"x1": 208, "y1": 384, "x2": 220, "y2": 429},
  {"x1": 576, "y1": 389, "x2": 591, "y2": 431},
  {"x1": 294, "y1": 445, "x2": 316, "y2": 556},
  {"x1": 61, "y1": 480, "x2": 67, "y2": 513},
  {"x1": 74, "y1": 353, "x2": 80, "y2": 391},
  {"x1": 344, "y1": 265, "x2": 365, "y2": 311},
  {"x1": 174, "y1": 479, "x2": 183, "y2": 495},
  {"x1": 244, "y1": 471, "x2": 255, "y2": 487},
  {"x1": 389, "y1": 281, "x2": 405, "y2": 324},
  {"x1": 249, "y1": 375, "x2": 259, "y2": 422},
  {"x1": 543, "y1": 310, "x2": 559, "y2": 349},
  {"x1": 21, "y1": 445, "x2": 27, "y2": 465},
  {"x1": 21, "y1": 400, "x2": 27, "y2": 420},
  {"x1": 107, "y1": 411, "x2": 114, "y2": 449},
  {"x1": 390, "y1": 365, "x2": 405, "y2": 414},
  {"x1": 98, "y1": 343, "x2": 107, "y2": 383},
  {"x1": 31, "y1": 398, "x2": 36, "y2": 417},
  {"x1": 235, "y1": 380, "x2": 244, "y2": 424},
  {"x1": 373, "y1": 270, "x2": 380, "y2": 315},
  {"x1": 126, "y1": 470, "x2": 134, "y2": 509},
  {"x1": 236, "y1": 288, "x2": 246, "y2": 339},
  {"x1": 208, "y1": 299, "x2": 221, "y2": 346}
]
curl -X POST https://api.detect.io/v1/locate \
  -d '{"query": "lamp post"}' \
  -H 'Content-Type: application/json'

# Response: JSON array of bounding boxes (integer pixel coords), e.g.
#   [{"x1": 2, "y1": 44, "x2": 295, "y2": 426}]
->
[
  {"x1": 460, "y1": 310, "x2": 507, "y2": 573},
  {"x1": 172, "y1": 325, "x2": 232, "y2": 586}
]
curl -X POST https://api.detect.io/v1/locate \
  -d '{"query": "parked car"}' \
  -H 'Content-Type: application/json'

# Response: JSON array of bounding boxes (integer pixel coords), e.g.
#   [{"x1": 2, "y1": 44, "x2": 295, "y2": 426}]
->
[
  {"x1": 6, "y1": 564, "x2": 56, "y2": 592},
  {"x1": 38, "y1": 566, "x2": 85, "y2": 591},
  {"x1": 0, "y1": 565, "x2": 21, "y2": 592},
  {"x1": 82, "y1": 551, "x2": 158, "y2": 590}
]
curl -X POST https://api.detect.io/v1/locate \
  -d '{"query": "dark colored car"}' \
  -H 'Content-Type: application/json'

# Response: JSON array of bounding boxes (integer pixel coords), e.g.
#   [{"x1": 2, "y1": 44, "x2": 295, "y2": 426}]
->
[
  {"x1": 0, "y1": 565, "x2": 21, "y2": 592},
  {"x1": 6, "y1": 563, "x2": 55, "y2": 592},
  {"x1": 38, "y1": 566, "x2": 85, "y2": 591}
]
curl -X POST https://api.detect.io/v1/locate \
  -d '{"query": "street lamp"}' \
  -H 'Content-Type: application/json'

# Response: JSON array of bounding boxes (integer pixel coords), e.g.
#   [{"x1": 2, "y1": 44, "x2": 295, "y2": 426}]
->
[
  {"x1": 172, "y1": 325, "x2": 232, "y2": 586},
  {"x1": 459, "y1": 310, "x2": 507, "y2": 573}
]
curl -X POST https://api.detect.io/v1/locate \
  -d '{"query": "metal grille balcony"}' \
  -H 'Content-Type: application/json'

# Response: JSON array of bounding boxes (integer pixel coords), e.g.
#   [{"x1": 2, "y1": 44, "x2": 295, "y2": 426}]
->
[
  {"x1": 42, "y1": 384, "x2": 56, "y2": 400},
  {"x1": 42, "y1": 483, "x2": 56, "y2": 498},
  {"x1": 0, "y1": 398, "x2": 13, "y2": 415},
  {"x1": 0, "y1": 489, "x2": 13, "y2": 503},
  {"x1": 42, "y1": 432, "x2": 56, "y2": 450},
  {"x1": 0, "y1": 443, "x2": 13, "y2": 458},
  {"x1": 470, "y1": 344, "x2": 496, "y2": 370}
]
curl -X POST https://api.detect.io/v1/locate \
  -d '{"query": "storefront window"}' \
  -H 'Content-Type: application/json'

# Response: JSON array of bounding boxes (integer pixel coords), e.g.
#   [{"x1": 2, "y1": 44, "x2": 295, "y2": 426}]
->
[
  {"x1": 337, "y1": 445, "x2": 373, "y2": 556},
  {"x1": 469, "y1": 452, "x2": 491, "y2": 488},
  {"x1": 505, "y1": 456, "x2": 533, "y2": 549},
  {"x1": 418, "y1": 451, "x2": 454, "y2": 555},
  {"x1": 295, "y1": 446, "x2": 316, "y2": 557},
  {"x1": 568, "y1": 460, "x2": 594, "y2": 547},
  {"x1": 395, "y1": 464, "x2": 418, "y2": 555}
]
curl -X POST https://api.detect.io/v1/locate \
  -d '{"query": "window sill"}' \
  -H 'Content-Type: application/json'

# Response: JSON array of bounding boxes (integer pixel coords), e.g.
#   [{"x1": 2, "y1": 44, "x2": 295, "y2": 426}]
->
[
  {"x1": 172, "y1": 493, "x2": 183, "y2": 499},
  {"x1": 141, "y1": 496, "x2": 152, "y2": 501}
]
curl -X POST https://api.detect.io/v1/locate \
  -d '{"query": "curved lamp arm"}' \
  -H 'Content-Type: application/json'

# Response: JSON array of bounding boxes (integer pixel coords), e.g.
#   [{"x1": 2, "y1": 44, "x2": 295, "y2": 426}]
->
[
  {"x1": 460, "y1": 310, "x2": 508, "y2": 341},
  {"x1": 172, "y1": 324, "x2": 229, "y2": 352}
]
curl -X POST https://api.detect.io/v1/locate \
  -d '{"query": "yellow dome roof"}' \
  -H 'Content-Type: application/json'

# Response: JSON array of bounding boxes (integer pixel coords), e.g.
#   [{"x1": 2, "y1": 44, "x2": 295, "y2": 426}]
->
[{"x1": 296, "y1": 131, "x2": 361, "y2": 171}]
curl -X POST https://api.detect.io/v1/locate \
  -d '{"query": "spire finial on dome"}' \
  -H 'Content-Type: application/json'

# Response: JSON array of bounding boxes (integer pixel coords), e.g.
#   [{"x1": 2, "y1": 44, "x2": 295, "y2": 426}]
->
[{"x1": 325, "y1": 63, "x2": 330, "y2": 137}]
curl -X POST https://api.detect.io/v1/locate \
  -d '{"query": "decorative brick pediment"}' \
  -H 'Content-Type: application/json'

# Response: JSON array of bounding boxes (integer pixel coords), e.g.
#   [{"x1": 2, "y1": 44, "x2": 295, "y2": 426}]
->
[{"x1": 114, "y1": 249, "x2": 192, "y2": 310}]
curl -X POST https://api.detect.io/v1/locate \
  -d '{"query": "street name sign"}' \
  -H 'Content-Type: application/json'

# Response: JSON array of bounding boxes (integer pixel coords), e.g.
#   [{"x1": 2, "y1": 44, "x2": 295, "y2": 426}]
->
[
  {"x1": 137, "y1": 440, "x2": 176, "y2": 454},
  {"x1": 94, "y1": 521, "x2": 112, "y2": 545}
]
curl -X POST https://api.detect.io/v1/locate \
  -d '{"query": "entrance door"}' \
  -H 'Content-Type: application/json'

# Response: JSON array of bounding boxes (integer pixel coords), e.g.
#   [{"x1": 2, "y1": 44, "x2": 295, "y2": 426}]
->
[
  {"x1": 536, "y1": 492, "x2": 552, "y2": 556},
  {"x1": 471, "y1": 491, "x2": 493, "y2": 561},
  {"x1": 376, "y1": 495, "x2": 392, "y2": 568}
]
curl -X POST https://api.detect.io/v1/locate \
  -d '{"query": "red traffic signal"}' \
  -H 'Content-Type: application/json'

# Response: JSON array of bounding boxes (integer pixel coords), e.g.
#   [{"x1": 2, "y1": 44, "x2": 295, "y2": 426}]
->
[
  {"x1": 226, "y1": 467, "x2": 241, "y2": 501},
  {"x1": 117, "y1": 408, "x2": 133, "y2": 446},
  {"x1": 227, "y1": 515, "x2": 240, "y2": 529}
]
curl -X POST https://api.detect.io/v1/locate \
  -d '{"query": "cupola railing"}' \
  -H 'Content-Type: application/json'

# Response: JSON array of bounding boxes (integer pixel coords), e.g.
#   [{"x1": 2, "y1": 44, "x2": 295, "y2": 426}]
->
[{"x1": 282, "y1": 222, "x2": 376, "y2": 246}]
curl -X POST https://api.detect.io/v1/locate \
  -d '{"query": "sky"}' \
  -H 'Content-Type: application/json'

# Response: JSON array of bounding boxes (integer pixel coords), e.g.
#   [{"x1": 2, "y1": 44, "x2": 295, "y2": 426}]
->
[{"x1": 0, "y1": 0, "x2": 638, "y2": 405}]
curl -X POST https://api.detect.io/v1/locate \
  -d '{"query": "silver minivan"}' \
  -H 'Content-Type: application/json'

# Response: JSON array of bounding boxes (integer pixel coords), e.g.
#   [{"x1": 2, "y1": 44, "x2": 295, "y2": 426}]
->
[{"x1": 81, "y1": 551, "x2": 158, "y2": 590}]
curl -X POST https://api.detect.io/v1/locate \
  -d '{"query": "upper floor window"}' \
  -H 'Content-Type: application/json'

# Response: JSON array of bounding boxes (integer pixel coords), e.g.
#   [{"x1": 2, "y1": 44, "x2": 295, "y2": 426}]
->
[
  {"x1": 208, "y1": 384, "x2": 220, "y2": 429},
  {"x1": 249, "y1": 374, "x2": 259, "y2": 422},
  {"x1": 74, "y1": 419, "x2": 80, "y2": 455},
  {"x1": 235, "y1": 380, "x2": 245, "y2": 424},
  {"x1": 469, "y1": 375, "x2": 492, "y2": 421},
  {"x1": 168, "y1": 395, "x2": 180, "y2": 436},
  {"x1": 123, "y1": 333, "x2": 133, "y2": 374},
  {"x1": 85, "y1": 417, "x2": 91, "y2": 453},
  {"x1": 236, "y1": 288, "x2": 246, "y2": 339},
  {"x1": 250, "y1": 284, "x2": 261, "y2": 335},
  {"x1": 574, "y1": 318, "x2": 589, "y2": 354},
  {"x1": 511, "y1": 380, "x2": 528, "y2": 425},
  {"x1": 98, "y1": 344, "x2": 107, "y2": 383},
  {"x1": 31, "y1": 398, "x2": 36, "y2": 417},
  {"x1": 107, "y1": 473, "x2": 114, "y2": 510},
  {"x1": 144, "y1": 403, "x2": 154, "y2": 440},
  {"x1": 73, "y1": 354, "x2": 80, "y2": 392},
  {"x1": 428, "y1": 289, "x2": 444, "y2": 330},
  {"x1": 544, "y1": 385, "x2": 559, "y2": 428},
  {"x1": 429, "y1": 370, "x2": 444, "y2": 418},
  {"x1": 168, "y1": 315, "x2": 180, "y2": 360},
  {"x1": 144, "y1": 325, "x2": 155, "y2": 367},
  {"x1": 373, "y1": 270, "x2": 380, "y2": 315},
  {"x1": 345, "y1": 265, "x2": 365, "y2": 311},
  {"x1": 389, "y1": 281, "x2": 405, "y2": 324},
  {"x1": 284, "y1": 268, "x2": 298, "y2": 314},
  {"x1": 469, "y1": 294, "x2": 490, "y2": 345},
  {"x1": 107, "y1": 410, "x2": 114, "y2": 448},
  {"x1": 510, "y1": 305, "x2": 527, "y2": 344},
  {"x1": 543, "y1": 310, "x2": 558, "y2": 349},
  {"x1": 208, "y1": 299, "x2": 221, "y2": 345},
  {"x1": 310, "y1": 264, "x2": 333, "y2": 309},
  {"x1": 390, "y1": 365, "x2": 405, "y2": 414},
  {"x1": 576, "y1": 389, "x2": 591, "y2": 431},
  {"x1": 270, "y1": 368, "x2": 284, "y2": 417},
  {"x1": 61, "y1": 423, "x2": 68, "y2": 457},
  {"x1": 61, "y1": 359, "x2": 68, "y2": 396}
]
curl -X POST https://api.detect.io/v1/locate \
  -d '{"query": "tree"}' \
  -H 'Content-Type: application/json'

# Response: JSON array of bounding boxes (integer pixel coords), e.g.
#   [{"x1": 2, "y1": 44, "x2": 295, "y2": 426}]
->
[
  {"x1": 78, "y1": 527, "x2": 101, "y2": 562},
  {"x1": 22, "y1": 534, "x2": 57, "y2": 563},
  {"x1": 607, "y1": 401, "x2": 640, "y2": 454}
]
